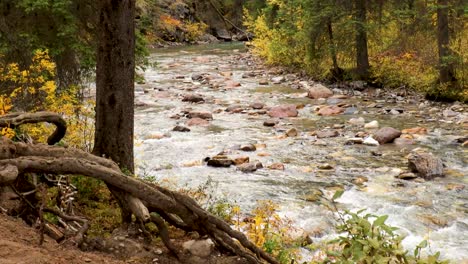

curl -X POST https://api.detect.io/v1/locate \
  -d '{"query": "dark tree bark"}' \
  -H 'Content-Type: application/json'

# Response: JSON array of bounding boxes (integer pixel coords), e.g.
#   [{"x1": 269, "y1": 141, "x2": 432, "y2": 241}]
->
[
  {"x1": 93, "y1": 0, "x2": 135, "y2": 173},
  {"x1": 93, "y1": 0, "x2": 136, "y2": 224},
  {"x1": 355, "y1": 0, "x2": 370, "y2": 79},
  {"x1": 437, "y1": 0, "x2": 457, "y2": 84}
]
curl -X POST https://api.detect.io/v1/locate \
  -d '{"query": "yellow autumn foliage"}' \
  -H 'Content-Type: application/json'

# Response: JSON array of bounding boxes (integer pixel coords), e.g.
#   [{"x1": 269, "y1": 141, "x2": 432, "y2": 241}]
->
[{"x1": 0, "y1": 50, "x2": 94, "y2": 150}]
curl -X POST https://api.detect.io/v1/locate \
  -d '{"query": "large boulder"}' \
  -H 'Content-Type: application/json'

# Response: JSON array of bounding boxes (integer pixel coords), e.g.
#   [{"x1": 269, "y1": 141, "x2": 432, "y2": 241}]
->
[
  {"x1": 408, "y1": 151, "x2": 444, "y2": 180},
  {"x1": 307, "y1": 84, "x2": 333, "y2": 99},
  {"x1": 373, "y1": 127, "x2": 401, "y2": 144},
  {"x1": 268, "y1": 104, "x2": 298, "y2": 118}
]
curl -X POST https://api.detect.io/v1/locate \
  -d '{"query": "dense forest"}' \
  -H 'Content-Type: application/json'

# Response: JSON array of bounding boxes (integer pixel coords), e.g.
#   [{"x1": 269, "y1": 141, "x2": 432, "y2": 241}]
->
[{"x1": 0, "y1": 0, "x2": 467, "y2": 264}]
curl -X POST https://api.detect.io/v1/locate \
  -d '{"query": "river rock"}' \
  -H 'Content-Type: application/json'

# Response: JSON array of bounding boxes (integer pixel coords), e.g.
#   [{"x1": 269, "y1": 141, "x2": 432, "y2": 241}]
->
[
  {"x1": 307, "y1": 84, "x2": 333, "y2": 99},
  {"x1": 233, "y1": 156, "x2": 249, "y2": 165},
  {"x1": 263, "y1": 119, "x2": 278, "y2": 127},
  {"x1": 225, "y1": 80, "x2": 241, "y2": 88},
  {"x1": 237, "y1": 162, "x2": 258, "y2": 173},
  {"x1": 402, "y1": 127, "x2": 427, "y2": 134},
  {"x1": 186, "y1": 118, "x2": 209, "y2": 126},
  {"x1": 396, "y1": 172, "x2": 418, "y2": 180},
  {"x1": 408, "y1": 151, "x2": 444, "y2": 180},
  {"x1": 317, "y1": 105, "x2": 345, "y2": 116},
  {"x1": 259, "y1": 79, "x2": 269, "y2": 85},
  {"x1": 268, "y1": 104, "x2": 298, "y2": 118},
  {"x1": 349, "y1": 117, "x2": 365, "y2": 125},
  {"x1": 363, "y1": 136, "x2": 379, "y2": 146},
  {"x1": 225, "y1": 105, "x2": 244, "y2": 113},
  {"x1": 345, "y1": 137, "x2": 364, "y2": 144},
  {"x1": 373, "y1": 127, "x2": 402, "y2": 144},
  {"x1": 182, "y1": 239, "x2": 214, "y2": 258},
  {"x1": 364, "y1": 120, "x2": 379, "y2": 129},
  {"x1": 251, "y1": 102, "x2": 265, "y2": 109},
  {"x1": 182, "y1": 94, "x2": 205, "y2": 103},
  {"x1": 207, "y1": 156, "x2": 233, "y2": 167},
  {"x1": 313, "y1": 130, "x2": 339, "y2": 138},
  {"x1": 268, "y1": 163, "x2": 285, "y2": 170},
  {"x1": 240, "y1": 144, "x2": 256, "y2": 151},
  {"x1": 443, "y1": 109, "x2": 458, "y2": 117},
  {"x1": 172, "y1": 125, "x2": 190, "y2": 132},
  {"x1": 271, "y1": 76, "x2": 285, "y2": 84},
  {"x1": 353, "y1": 176, "x2": 368, "y2": 186},
  {"x1": 318, "y1": 163, "x2": 333, "y2": 170},
  {"x1": 187, "y1": 111, "x2": 213, "y2": 120},
  {"x1": 286, "y1": 127, "x2": 299, "y2": 137},
  {"x1": 394, "y1": 137, "x2": 414, "y2": 145}
]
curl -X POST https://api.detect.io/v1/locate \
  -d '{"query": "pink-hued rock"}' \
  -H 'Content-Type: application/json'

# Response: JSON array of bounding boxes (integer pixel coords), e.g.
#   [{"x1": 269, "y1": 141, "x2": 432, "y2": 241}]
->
[
  {"x1": 268, "y1": 104, "x2": 298, "y2": 118},
  {"x1": 317, "y1": 105, "x2": 345, "y2": 116},
  {"x1": 186, "y1": 118, "x2": 210, "y2": 126},
  {"x1": 373, "y1": 127, "x2": 402, "y2": 144},
  {"x1": 307, "y1": 84, "x2": 333, "y2": 99}
]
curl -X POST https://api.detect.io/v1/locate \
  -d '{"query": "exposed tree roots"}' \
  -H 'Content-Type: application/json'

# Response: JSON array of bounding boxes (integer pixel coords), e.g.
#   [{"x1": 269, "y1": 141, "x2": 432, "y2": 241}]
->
[{"x1": 0, "y1": 112, "x2": 279, "y2": 264}]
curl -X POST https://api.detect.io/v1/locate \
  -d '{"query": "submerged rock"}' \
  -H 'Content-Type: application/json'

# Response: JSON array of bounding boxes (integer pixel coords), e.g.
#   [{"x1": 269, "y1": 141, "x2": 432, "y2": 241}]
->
[
  {"x1": 206, "y1": 156, "x2": 233, "y2": 167},
  {"x1": 263, "y1": 119, "x2": 278, "y2": 127},
  {"x1": 187, "y1": 111, "x2": 213, "y2": 120},
  {"x1": 240, "y1": 144, "x2": 256, "y2": 151},
  {"x1": 186, "y1": 117, "x2": 209, "y2": 126},
  {"x1": 268, "y1": 163, "x2": 285, "y2": 170},
  {"x1": 237, "y1": 162, "x2": 258, "y2": 173}
]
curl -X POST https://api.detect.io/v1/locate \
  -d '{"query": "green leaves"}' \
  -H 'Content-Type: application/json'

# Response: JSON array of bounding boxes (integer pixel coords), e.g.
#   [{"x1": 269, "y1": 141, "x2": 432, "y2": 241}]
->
[{"x1": 373, "y1": 215, "x2": 388, "y2": 227}]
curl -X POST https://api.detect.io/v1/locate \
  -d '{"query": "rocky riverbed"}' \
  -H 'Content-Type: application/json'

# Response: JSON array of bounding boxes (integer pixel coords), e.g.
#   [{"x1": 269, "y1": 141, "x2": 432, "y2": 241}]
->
[{"x1": 134, "y1": 42, "x2": 467, "y2": 262}]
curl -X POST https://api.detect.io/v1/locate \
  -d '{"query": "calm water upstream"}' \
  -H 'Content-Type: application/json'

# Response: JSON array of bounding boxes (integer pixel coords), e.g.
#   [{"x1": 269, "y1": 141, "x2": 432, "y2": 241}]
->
[{"x1": 134, "y1": 42, "x2": 467, "y2": 261}]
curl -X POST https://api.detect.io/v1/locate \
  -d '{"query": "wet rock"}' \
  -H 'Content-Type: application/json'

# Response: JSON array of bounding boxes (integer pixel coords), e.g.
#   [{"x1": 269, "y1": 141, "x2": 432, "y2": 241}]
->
[
  {"x1": 312, "y1": 130, "x2": 339, "y2": 138},
  {"x1": 301, "y1": 189, "x2": 323, "y2": 202},
  {"x1": 343, "y1": 107, "x2": 358, "y2": 115},
  {"x1": 306, "y1": 84, "x2": 333, "y2": 99},
  {"x1": 240, "y1": 144, "x2": 256, "y2": 151},
  {"x1": 353, "y1": 176, "x2": 368, "y2": 186},
  {"x1": 394, "y1": 137, "x2": 415, "y2": 145},
  {"x1": 172, "y1": 125, "x2": 190, "y2": 132},
  {"x1": 225, "y1": 80, "x2": 241, "y2": 88},
  {"x1": 255, "y1": 161, "x2": 264, "y2": 169},
  {"x1": 402, "y1": 127, "x2": 428, "y2": 134},
  {"x1": 445, "y1": 183, "x2": 465, "y2": 191},
  {"x1": 345, "y1": 137, "x2": 364, "y2": 144},
  {"x1": 349, "y1": 117, "x2": 365, "y2": 125},
  {"x1": 463, "y1": 141, "x2": 468, "y2": 148},
  {"x1": 396, "y1": 172, "x2": 418, "y2": 180},
  {"x1": 263, "y1": 119, "x2": 278, "y2": 127},
  {"x1": 349, "y1": 80, "x2": 367, "y2": 90},
  {"x1": 259, "y1": 79, "x2": 269, "y2": 85},
  {"x1": 251, "y1": 102, "x2": 265, "y2": 109},
  {"x1": 389, "y1": 109, "x2": 400, "y2": 115},
  {"x1": 286, "y1": 127, "x2": 299, "y2": 137},
  {"x1": 225, "y1": 105, "x2": 244, "y2": 113},
  {"x1": 408, "y1": 151, "x2": 444, "y2": 180},
  {"x1": 233, "y1": 156, "x2": 250, "y2": 165},
  {"x1": 268, "y1": 104, "x2": 298, "y2": 118},
  {"x1": 182, "y1": 94, "x2": 204, "y2": 103},
  {"x1": 186, "y1": 118, "x2": 209, "y2": 126},
  {"x1": 187, "y1": 111, "x2": 213, "y2": 120},
  {"x1": 317, "y1": 105, "x2": 345, "y2": 116},
  {"x1": 443, "y1": 109, "x2": 458, "y2": 117},
  {"x1": 363, "y1": 136, "x2": 379, "y2": 146},
  {"x1": 207, "y1": 156, "x2": 233, "y2": 167},
  {"x1": 364, "y1": 120, "x2": 379, "y2": 129},
  {"x1": 271, "y1": 76, "x2": 285, "y2": 84},
  {"x1": 182, "y1": 239, "x2": 214, "y2": 258},
  {"x1": 268, "y1": 163, "x2": 285, "y2": 170},
  {"x1": 373, "y1": 127, "x2": 402, "y2": 144},
  {"x1": 237, "y1": 162, "x2": 258, "y2": 173},
  {"x1": 318, "y1": 163, "x2": 334, "y2": 170}
]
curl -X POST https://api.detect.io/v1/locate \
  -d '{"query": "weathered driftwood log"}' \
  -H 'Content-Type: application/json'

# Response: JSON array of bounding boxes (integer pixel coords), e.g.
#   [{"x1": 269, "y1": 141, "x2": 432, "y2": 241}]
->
[
  {"x1": 0, "y1": 137, "x2": 279, "y2": 264},
  {"x1": 0, "y1": 112, "x2": 67, "y2": 145},
  {"x1": 408, "y1": 151, "x2": 444, "y2": 180}
]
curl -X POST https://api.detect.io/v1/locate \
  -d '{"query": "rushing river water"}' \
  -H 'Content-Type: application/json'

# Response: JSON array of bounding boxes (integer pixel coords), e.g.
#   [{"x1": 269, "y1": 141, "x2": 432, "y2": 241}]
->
[{"x1": 134, "y1": 42, "x2": 467, "y2": 262}]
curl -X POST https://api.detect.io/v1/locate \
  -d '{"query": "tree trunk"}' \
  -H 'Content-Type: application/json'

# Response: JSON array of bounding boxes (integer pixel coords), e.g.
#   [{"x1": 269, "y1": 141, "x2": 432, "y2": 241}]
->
[
  {"x1": 437, "y1": 0, "x2": 456, "y2": 84},
  {"x1": 355, "y1": 0, "x2": 370, "y2": 79},
  {"x1": 93, "y1": 0, "x2": 135, "y2": 173},
  {"x1": 94, "y1": 0, "x2": 136, "y2": 223}
]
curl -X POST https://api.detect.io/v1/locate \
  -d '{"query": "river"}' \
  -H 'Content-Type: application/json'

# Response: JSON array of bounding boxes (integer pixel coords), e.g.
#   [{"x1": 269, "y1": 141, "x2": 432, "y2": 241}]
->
[{"x1": 134, "y1": 42, "x2": 467, "y2": 262}]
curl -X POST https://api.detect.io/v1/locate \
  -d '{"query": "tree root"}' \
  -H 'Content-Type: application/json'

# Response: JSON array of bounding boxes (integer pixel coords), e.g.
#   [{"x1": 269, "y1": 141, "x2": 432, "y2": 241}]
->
[{"x1": 0, "y1": 137, "x2": 279, "y2": 264}]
